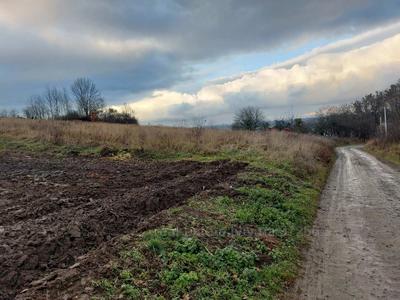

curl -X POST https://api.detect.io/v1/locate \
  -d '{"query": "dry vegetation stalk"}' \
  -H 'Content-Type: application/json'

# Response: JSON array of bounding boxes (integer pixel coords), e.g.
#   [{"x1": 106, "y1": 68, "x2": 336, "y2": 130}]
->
[{"x1": 0, "y1": 118, "x2": 334, "y2": 170}]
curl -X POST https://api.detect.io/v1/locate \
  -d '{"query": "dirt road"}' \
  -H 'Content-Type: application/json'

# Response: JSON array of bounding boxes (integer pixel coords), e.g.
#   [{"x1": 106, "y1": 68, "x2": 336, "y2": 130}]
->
[{"x1": 294, "y1": 146, "x2": 400, "y2": 299}]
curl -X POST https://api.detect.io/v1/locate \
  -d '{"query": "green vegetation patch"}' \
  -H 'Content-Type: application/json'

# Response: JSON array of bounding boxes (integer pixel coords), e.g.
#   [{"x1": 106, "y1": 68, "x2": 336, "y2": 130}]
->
[
  {"x1": 91, "y1": 163, "x2": 328, "y2": 299},
  {"x1": 0, "y1": 136, "x2": 103, "y2": 157}
]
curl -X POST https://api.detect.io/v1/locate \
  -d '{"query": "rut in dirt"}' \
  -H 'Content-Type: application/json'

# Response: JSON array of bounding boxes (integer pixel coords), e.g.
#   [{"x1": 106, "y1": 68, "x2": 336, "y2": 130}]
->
[
  {"x1": 0, "y1": 152, "x2": 246, "y2": 300},
  {"x1": 293, "y1": 146, "x2": 400, "y2": 299}
]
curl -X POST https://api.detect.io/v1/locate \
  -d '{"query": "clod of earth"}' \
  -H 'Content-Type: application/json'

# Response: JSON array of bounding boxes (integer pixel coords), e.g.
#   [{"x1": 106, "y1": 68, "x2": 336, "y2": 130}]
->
[{"x1": 0, "y1": 152, "x2": 246, "y2": 299}]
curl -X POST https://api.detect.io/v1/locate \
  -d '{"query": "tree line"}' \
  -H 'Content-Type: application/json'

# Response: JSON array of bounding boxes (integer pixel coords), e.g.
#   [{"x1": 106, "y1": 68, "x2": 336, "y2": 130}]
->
[
  {"x1": 232, "y1": 79, "x2": 400, "y2": 142},
  {"x1": 232, "y1": 106, "x2": 309, "y2": 133},
  {"x1": 4, "y1": 77, "x2": 400, "y2": 138},
  {"x1": 23, "y1": 77, "x2": 138, "y2": 124},
  {"x1": 315, "y1": 80, "x2": 400, "y2": 140}
]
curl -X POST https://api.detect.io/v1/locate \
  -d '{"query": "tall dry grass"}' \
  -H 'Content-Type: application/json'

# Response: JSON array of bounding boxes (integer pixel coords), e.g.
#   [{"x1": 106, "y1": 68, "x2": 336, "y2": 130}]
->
[
  {"x1": 365, "y1": 138, "x2": 400, "y2": 165},
  {"x1": 0, "y1": 118, "x2": 334, "y2": 170}
]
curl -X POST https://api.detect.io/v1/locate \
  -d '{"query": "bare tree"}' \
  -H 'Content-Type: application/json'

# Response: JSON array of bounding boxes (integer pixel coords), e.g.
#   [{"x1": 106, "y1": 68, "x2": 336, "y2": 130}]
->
[
  {"x1": 60, "y1": 87, "x2": 72, "y2": 115},
  {"x1": 24, "y1": 95, "x2": 48, "y2": 119},
  {"x1": 232, "y1": 106, "x2": 266, "y2": 131},
  {"x1": 121, "y1": 103, "x2": 136, "y2": 118},
  {"x1": 44, "y1": 87, "x2": 58, "y2": 119},
  {"x1": 315, "y1": 79, "x2": 400, "y2": 140},
  {"x1": 8, "y1": 109, "x2": 18, "y2": 118},
  {"x1": 23, "y1": 86, "x2": 71, "y2": 120},
  {"x1": 43, "y1": 87, "x2": 71, "y2": 119},
  {"x1": 71, "y1": 78, "x2": 104, "y2": 119},
  {"x1": 0, "y1": 109, "x2": 18, "y2": 118},
  {"x1": 0, "y1": 109, "x2": 8, "y2": 117}
]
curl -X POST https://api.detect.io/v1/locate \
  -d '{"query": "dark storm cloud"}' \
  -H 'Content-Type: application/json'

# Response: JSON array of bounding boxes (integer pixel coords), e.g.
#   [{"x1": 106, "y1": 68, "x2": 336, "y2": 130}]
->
[
  {"x1": 40, "y1": 0, "x2": 400, "y2": 59},
  {"x1": 1, "y1": 0, "x2": 400, "y2": 110},
  {"x1": 28, "y1": 0, "x2": 400, "y2": 57}
]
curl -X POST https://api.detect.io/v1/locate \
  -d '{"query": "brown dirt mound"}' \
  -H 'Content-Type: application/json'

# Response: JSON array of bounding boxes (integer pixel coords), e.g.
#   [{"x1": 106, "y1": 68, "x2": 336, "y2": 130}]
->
[{"x1": 0, "y1": 152, "x2": 246, "y2": 299}]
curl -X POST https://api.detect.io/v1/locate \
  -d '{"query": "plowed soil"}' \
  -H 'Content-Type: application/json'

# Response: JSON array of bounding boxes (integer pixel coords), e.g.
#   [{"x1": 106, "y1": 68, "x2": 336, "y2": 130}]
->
[{"x1": 0, "y1": 152, "x2": 246, "y2": 299}]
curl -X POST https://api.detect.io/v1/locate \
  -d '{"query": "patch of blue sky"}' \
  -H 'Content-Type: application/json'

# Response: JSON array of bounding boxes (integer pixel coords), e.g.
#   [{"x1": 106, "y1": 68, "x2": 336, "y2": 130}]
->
[{"x1": 175, "y1": 36, "x2": 344, "y2": 94}]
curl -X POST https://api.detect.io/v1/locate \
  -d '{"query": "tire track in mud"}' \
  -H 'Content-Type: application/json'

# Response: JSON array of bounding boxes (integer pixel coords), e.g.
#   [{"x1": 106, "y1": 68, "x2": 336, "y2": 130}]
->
[
  {"x1": 292, "y1": 146, "x2": 400, "y2": 299},
  {"x1": 0, "y1": 152, "x2": 246, "y2": 299}
]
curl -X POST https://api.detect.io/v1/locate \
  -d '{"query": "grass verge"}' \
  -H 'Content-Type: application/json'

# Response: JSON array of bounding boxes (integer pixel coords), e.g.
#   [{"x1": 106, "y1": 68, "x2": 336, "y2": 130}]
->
[
  {"x1": 87, "y1": 154, "x2": 331, "y2": 299},
  {"x1": 365, "y1": 140, "x2": 400, "y2": 166}
]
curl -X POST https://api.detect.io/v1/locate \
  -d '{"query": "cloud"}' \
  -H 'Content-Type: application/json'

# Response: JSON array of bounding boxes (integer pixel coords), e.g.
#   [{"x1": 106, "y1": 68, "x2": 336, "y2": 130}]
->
[
  {"x1": 1, "y1": 0, "x2": 400, "y2": 111},
  {"x1": 124, "y1": 31, "x2": 400, "y2": 124}
]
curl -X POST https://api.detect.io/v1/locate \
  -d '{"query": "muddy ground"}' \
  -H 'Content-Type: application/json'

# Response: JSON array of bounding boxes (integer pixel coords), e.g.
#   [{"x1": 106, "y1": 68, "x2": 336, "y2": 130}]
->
[{"x1": 0, "y1": 151, "x2": 245, "y2": 299}]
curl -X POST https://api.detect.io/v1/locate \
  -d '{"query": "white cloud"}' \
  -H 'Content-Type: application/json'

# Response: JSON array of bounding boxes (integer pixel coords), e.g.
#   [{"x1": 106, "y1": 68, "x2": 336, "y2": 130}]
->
[
  {"x1": 124, "y1": 30, "x2": 400, "y2": 123},
  {"x1": 272, "y1": 21, "x2": 400, "y2": 69},
  {"x1": 1, "y1": 0, "x2": 400, "y2": 112}
]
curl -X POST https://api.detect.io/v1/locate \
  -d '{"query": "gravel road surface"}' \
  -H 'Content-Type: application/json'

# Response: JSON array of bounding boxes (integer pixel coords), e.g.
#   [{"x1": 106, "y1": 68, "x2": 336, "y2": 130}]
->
[{"x1": 294, "y1": 146, "x2": 400, "y2": 299}]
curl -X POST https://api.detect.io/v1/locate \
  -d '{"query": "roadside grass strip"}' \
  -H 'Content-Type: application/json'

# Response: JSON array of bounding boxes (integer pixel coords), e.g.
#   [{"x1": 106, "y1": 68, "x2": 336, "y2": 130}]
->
[{"x1": 91, "y1": 163, "x2": 324, "y2": 300}]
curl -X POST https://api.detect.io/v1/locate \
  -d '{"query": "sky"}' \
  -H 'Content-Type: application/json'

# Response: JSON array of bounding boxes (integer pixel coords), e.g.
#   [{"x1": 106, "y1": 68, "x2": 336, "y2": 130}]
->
[{"x1": 1, "y1": 0, "x2": 400, "y2": 125}]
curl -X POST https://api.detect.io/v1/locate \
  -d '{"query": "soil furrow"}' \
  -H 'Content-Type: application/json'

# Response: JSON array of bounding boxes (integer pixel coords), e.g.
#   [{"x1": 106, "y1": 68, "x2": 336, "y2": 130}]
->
[{"x1": 0, "y1": 152, "x2": 246, "y2": 299}]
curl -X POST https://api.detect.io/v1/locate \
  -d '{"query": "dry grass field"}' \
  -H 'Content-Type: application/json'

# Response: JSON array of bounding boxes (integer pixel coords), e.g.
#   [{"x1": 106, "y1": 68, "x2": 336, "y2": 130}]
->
[
  {"x1": 0, "y1": 118, "x2": 333, "y2": 176},
  {"x1": 365, "y1": 138, "x2": 400, "y2": 165}
]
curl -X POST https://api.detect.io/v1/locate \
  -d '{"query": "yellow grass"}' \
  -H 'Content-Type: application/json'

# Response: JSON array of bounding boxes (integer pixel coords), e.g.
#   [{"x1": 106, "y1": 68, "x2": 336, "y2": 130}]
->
[
  {"x1": 0, "y1": 118, "x2": 334, "y2": 171},
  {"x1": 365, "y1": 139, "x2": 400, "y2": 165}
]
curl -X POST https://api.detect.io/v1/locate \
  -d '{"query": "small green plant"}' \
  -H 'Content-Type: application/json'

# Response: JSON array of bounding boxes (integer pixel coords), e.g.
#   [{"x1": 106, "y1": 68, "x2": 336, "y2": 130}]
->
[
  {"x1": 120, "y1": 248, "x2": 143, "y2": 262},
  {"x1": 143, "y1": 228, "x2": 181, "y2": 256},
  {"x1": 92, "y1": 279, "x2": 115, "y2": 296},
  {"x1": 175, "y1": 237, "x2": 203, "y2": 254},
  {"x1": 170, "y1": 271, "x2": 199, "y2": 295},
  {"x1": 121, "y1": 283, "x2": 141, "y2": 299},
  {"x1": 119, "y1": 270, "x2": 133, "y2": 282}
]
